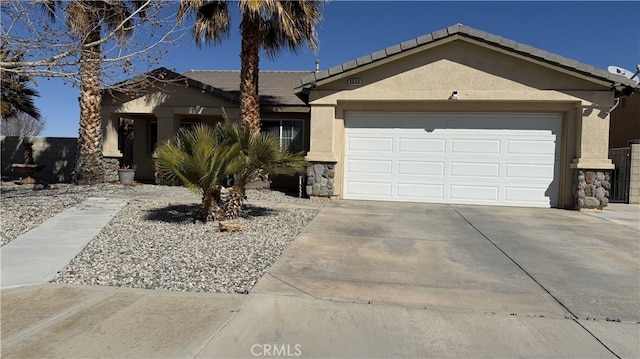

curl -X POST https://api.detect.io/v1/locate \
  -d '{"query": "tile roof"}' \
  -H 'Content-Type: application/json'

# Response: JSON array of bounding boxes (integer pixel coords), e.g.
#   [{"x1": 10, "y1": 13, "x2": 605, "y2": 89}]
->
[
  {"x1": 183, "y1": 70, "x2": 310, "y2": 106},
  {"x1": 295, "y1": 23, "x2": 638, "y2": 90}
]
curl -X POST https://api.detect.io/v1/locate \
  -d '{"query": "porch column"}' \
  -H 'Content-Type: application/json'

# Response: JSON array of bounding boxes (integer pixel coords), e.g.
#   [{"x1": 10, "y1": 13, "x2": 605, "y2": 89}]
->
[
  {"x1": 153, "y1": 109, "x2": 179, "y2": 184},
  {"x1": 155, "y1": 109, "x2": 180, "y2": 145},
  {"x1": 101, "y1": 113, "x2": 122, "y2": 158},
  {"x1": 570, "y1": 105, "x2": 615, "y2": 210},
  {"x1": 305, "y1": 105, "x2": 339, "y2": 198},
  {"x1": 101, "y1": 111, "x2": 122, "y2": 182}
]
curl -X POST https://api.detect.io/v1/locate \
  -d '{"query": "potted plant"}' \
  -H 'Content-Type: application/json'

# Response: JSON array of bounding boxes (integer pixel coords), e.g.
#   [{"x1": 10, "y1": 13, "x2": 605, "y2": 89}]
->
[{"x1": 118, "y1": 165, "x2": 136, "y2": 185}]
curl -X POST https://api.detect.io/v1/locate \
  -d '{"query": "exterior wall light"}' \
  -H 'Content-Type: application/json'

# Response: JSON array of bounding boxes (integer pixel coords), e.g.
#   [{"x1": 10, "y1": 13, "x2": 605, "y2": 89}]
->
[{"x1": 450, "y1": 91, "x2": 459, "y2": 100}]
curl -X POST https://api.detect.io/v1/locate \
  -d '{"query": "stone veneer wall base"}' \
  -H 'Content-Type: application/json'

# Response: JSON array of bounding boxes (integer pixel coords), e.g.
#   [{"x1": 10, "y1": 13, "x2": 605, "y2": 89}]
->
[
  {"x1": 575, "y1": 169, "x2": 611, "y2": 210},
  {"x1": 306, "y1": 161, "x2": 336, "y2": 197}
]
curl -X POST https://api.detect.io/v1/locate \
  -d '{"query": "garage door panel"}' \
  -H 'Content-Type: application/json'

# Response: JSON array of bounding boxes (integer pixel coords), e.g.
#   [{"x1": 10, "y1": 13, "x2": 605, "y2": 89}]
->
[
  {"x1": 398, "y1": 138, "x2": 446, "y2": 153},
  {"x1": 506, "y1": 163, "x2": 555, "y2": 179},
  {"x1": 450, "y1": 185, "x2": 499, "y2": 202},
  {"x1": 451, "y1": 139, "x2": 501, "y2": 154},
  {"x1": 346, "y1": 137, "x2": 393, "y2": 152},
  {"x1": 346, "y1": 181, "x2": 392, "y2": 197},
  {"x1": 346, "y1": 115, "x2": 395, "y2": 129},
  {"x1": 397, "y1": 161, "x2": 445, "y2": 176},
  {"x1": 344, "y1": 113, "x2": 561, "y2": 207},
  {"x1": 397, "y1": 183, "x2": 444, "y2": 200},
  {"x1": 452, "y1": 116, "x2": 503, "y2": 130},
  {"x1": 504, "y1": 187, "x2": 552, "y2": 207},
  {"x1": 505, "y1": 114, "x2": 562, "y2": 132},
  {"x1": 346, "y1": 159, "x2": 393, "y2": 175},
  {"x1": 506, "y1": 139, "x2": 556, "y2": 156},
  {"x1": 450, "y1": 162, "x2": 500, "y2": 178},
  {"x1": 400, "y1": 115, "x2": 448, "y2": 129}
]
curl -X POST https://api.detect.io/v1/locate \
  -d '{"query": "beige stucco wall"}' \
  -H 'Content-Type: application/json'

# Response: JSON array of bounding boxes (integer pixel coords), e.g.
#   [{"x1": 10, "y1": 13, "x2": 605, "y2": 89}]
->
[
  {"x1": 630, "y1": 144, "x2": 640, "y2": 204},
  {"x1": 304, "y1": 37, "x2": 615, "y2": 208}
]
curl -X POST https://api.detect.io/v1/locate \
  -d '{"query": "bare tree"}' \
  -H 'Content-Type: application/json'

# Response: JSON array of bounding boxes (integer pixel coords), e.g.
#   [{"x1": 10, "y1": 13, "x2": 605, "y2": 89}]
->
[
  {"x1": 0, "y1": 1, "x2": 183, "y2": 93},
  {"x1": 0, "y1": 112, "x2": 45, "y2": 136},
  {"x1": 1, "y1": 1, "x2": 185, "y2": 184}
]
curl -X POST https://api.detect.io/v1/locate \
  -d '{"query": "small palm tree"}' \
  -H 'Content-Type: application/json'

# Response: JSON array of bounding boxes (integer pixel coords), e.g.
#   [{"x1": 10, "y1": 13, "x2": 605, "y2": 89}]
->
[
  {"x1": 178, "y1": 0, "x2": 324, "y2": 133},
  {"x1": 155, "y1": 123, "x2": 242, "y2": 222},
  {"x1": 155, "y1": 118, "x2": 307, "y2": 222},
  {"x1": 215, "y1": 119, "x2": 307, "y2": 219}
]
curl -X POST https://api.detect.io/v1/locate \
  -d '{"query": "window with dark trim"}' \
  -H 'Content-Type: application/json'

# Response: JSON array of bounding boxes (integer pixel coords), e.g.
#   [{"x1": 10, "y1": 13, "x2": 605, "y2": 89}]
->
[{"x1": 261, "y1": 119, "x2": 304, "y2": 153}]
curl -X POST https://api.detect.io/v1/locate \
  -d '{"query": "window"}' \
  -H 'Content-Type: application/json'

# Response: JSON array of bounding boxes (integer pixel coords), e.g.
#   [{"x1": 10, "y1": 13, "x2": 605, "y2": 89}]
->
[{"x1": 261, "y1": 120, "x2": 304, "y2": 153}]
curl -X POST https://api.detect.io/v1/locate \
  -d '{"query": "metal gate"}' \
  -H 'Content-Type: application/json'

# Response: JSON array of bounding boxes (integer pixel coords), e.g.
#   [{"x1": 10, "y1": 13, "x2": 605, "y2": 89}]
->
[{"x1": 609, "y1": 147, "x2": 631, "y2": 203}]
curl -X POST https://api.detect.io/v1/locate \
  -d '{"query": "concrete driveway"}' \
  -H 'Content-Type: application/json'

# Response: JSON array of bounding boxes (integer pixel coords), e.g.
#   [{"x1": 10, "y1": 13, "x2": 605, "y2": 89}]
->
[
  {"x1": 255, "y1": 201, "x2": 639, "y2": 322},
  {"x1": 247, "y1": 201, "x2": 640, "y2": 357}
]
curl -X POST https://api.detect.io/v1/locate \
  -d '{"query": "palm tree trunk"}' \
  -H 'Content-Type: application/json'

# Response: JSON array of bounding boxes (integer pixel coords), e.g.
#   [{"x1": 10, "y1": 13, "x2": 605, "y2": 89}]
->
[
  {"x1": 74, "y1": 24, "x2": 105, "y2": 185},
  {"x1": 240, "y1": 14, "x2": 261, "y2": 134}
]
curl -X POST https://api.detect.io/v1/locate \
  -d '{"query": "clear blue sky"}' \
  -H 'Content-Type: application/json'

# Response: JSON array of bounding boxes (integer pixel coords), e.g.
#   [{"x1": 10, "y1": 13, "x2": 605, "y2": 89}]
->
[{"x1": 35, "y1": 1, "x2": 640, "y2": 137}]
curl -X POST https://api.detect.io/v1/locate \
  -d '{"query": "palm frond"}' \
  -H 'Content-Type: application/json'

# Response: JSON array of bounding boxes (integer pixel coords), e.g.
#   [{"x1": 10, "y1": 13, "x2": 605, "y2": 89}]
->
[{"x1": 178, "y1": 0, "x2": 231, "y2": 47}]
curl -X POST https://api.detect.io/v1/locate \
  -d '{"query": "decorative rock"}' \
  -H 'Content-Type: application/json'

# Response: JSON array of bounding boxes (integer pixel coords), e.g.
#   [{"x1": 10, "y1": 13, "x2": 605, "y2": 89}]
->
[
  {"x1": 320, "y1": 177, "x2": 328, "y2": 186},
  {"x1": 313, "y1": 164, "x2": 324, "y2": 178},
  {"x1": 595, "y1": 187, "x2": 606, "y2": 201},
  {"x1": 585, "y1": 184, "x2": 596, "y2": 197},
  {"x1": 218, "y1": 221, "x2": 244, "y2": 232},
  {"x1": 583, "y1": 197, "x2": 600, "y2": 208},
  {"x1": 327, "y1": 164, "x2": 335, "y2": 170},
  {"x1": 312, "y1": 183, "x2": 321, "y2": 196},
  {"x1": 600, "y1": 197, "x2": 609, "y2": 207},
  {"x1": 306, "y1": 185, "x2": 313, "y2": 196},
  {"x1": 307, "y1": 165, "x2": 314, "y2": 176},
  {"x1": 601, "y1": 181, "x2": 611, "y2": 190},
  {"x1": 585, "y1": 171, "x2": 596, "y2": 185},
  {"x1": 319, "y1": 187, "x2": 329, "y2": 196},
  {"x1": 327, "y1": 170, "x2": 335, "y2": 178},
  {"x1": 595, "y1": 172, "x2": 605, "y2": 181}
]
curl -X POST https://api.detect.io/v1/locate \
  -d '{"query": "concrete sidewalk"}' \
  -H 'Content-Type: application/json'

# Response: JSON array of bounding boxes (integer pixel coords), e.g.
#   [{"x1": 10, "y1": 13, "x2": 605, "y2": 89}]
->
[
  {"x1": 1, "y1": 197, "x2": 128, "y2": 289},
  {"x1": 2, "y1": 284, "x2": 634, "y2": 358}
]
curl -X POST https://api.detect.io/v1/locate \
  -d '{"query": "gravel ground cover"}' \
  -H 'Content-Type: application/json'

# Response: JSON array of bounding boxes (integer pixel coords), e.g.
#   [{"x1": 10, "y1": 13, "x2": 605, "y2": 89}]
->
[
  {"x1": 1, "y1": 181, "x2": 322, "y2": 293},
  {"x1": 1, "y1": 182, "x2": 149, "y2": 246}
]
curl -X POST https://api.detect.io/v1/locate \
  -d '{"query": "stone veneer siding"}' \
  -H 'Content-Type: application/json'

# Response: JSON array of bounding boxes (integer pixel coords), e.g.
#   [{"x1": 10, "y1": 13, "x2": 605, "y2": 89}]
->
[
  {"x1": 103, "y1": 157, "x2": 121, "y2": 182},
  {"x1": 575, "y1": 170, "x2": 611, "y2": 209},
  {"x1": 306, "y1": 162, "x2": 336, "y2": 197}
]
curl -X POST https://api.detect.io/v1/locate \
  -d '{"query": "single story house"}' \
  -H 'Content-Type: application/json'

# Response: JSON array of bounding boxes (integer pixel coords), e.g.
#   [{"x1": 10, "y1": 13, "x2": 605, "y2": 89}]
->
[{"x1": 101, "y1": 23, "x2": 638, "y2": 210}]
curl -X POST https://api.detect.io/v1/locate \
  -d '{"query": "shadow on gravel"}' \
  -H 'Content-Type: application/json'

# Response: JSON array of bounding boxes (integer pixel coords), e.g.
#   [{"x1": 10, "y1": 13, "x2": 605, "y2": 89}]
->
[
  {"x1": 241, "y1": 204, "x2": 277, "y2": 218},
  {"x1": 144, "y1": 204, "x2": 200, "y2": 223},
  {"x1": 143, "y1": 203, "x2": 277, "y2": 223}
]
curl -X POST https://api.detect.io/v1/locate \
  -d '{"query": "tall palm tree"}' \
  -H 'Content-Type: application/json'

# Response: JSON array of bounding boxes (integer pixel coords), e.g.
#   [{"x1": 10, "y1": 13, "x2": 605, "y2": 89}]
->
[
  {"x1": 178, "y1": 0, "x2": 323, "y2": 133},
  {"x1": 0, "y1": 49, "x2": 41, "y2": 121},
  {"x1": 42, "y1": 1, "x2": 147, "y2": 184}
]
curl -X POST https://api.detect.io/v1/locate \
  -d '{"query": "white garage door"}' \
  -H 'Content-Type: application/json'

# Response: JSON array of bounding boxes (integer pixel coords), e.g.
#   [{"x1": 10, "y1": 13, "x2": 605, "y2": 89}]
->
[{"x1": 344, "y1": 113, "x2": 562, "y2": 207}]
